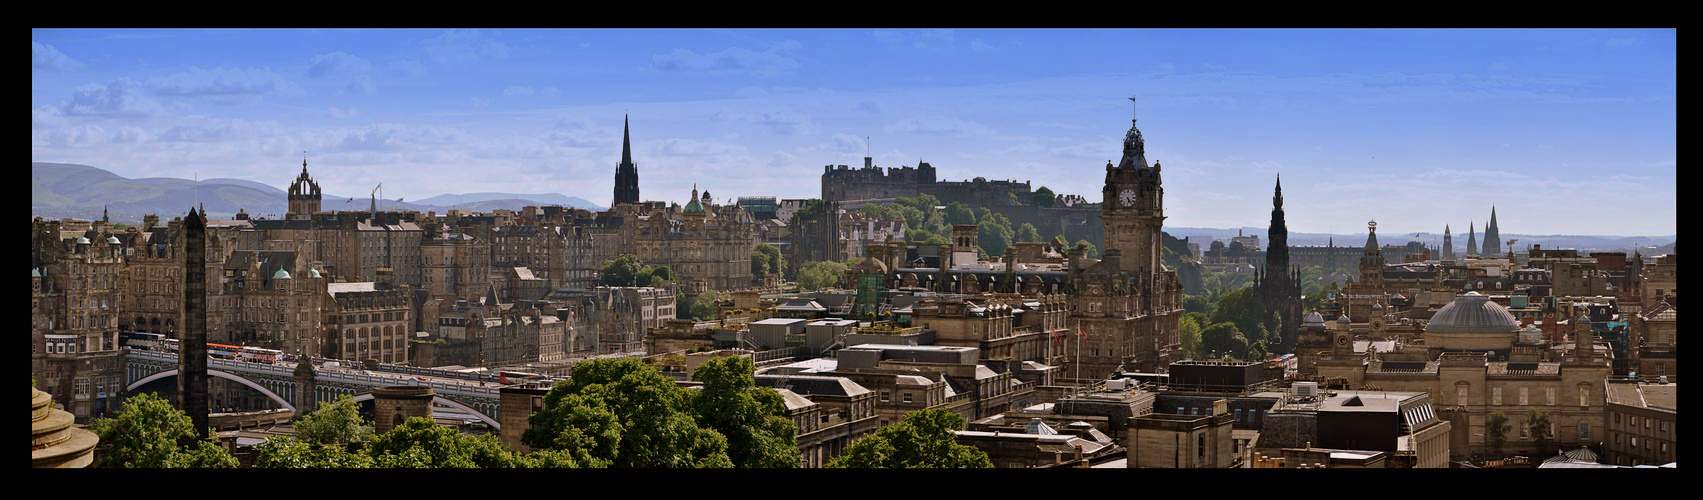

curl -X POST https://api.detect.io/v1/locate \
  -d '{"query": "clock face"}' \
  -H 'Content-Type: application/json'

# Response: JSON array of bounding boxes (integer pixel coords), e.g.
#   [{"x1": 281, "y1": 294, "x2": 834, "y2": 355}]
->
[
  {"x1": 1336, "y1": 335, "x2": 1351, "y2": 347},
  {"x1": 1119, "y1": 189, "x2": 1137, "y2": 207}
]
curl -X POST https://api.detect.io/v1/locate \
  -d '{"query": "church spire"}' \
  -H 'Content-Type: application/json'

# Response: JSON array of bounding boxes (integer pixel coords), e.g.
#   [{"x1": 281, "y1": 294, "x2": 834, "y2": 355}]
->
[
  {"x1": 621, "y1": 114, "x2": 632, "y2": 166},
  {"x1": 613, "y1": 114, "x2": 640, "y2": 206},
  {"x1": 1273, "y1": 173, "x2": 1283, "y2": 209},
  {"x1": 1466, "y1": 221, "x2": 1478, "y2": 257}
]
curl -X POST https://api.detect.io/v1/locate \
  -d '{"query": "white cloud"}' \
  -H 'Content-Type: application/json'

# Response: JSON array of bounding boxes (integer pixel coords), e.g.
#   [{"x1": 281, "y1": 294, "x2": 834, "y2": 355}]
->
[
  {"x1": 144, "y1": 67, "x2": 296, "y2": 97},
  {"x1": 424, "y1": 30, "x2": 512, "y2": 65},
  {"x1": 32, "y1": 41, "x2": 82, "y2": 71},
  {"x1": 59, "y1": 79, "x2": 164, "y2": 118},
  {"x1": 503, "y1": 85, "x2": 559, "y2": 98},
  {"x1": 346, "y1": 76, "x2": 377, "y2": 95},
  {"x1": 652, "y1": 41, "x2": 802, "y2": 77},
  {"x1": 328, "y1": 107, "x2": 359, "y2": 119},
  {"x1": 873, "y1": 30, "x2": 956, "y2": 49},
  {"x1": 307, "y1": 52, "x2": 372, "y2": 78},
  {"x1": 883, "y1": 115, "x2": 995, "y2": 137}
]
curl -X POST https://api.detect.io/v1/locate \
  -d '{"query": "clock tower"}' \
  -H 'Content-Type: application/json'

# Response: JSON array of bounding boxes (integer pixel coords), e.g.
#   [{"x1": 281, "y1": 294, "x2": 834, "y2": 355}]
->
[{"x1": 1101, "y1": 97, "x2": 1165, "y2": 278}]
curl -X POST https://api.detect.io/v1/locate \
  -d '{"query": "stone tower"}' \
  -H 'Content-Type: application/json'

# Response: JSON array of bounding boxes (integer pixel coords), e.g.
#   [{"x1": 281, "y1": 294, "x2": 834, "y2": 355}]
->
[
  {"x1": 1443, "y1": 224, "x2": 1455, "y2": 261},
  {"x1": 372, "y1": 386, "x2": 435, "y2": 434},
  {"x1": 287, "y1": 157, "x2": 322, "y2": 220},
  {"x1": 613, "y1": 114, "x2": 640, "y2": 206},
  {"x1": 1359, "y1": 220, "x2": 1385, "y2": 290},
  {"x1": 1261, "y1": 175, "x2": 1301, "y2": 350},
  {"x1": 1482, "y1": 206, "x2": 1502, "y2": 256},
  {"x1": 179, "y1": 206, "x2": 210, "y2": 439},
  {"x1": 1101, "y1": 98, "x2": 1164, "y2": 278}
]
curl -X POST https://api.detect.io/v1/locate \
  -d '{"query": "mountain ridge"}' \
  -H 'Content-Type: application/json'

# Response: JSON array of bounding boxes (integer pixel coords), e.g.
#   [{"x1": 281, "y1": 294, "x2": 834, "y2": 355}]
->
[{"x1": 32, "y1": 162, "x2": 606, "y2": 222}]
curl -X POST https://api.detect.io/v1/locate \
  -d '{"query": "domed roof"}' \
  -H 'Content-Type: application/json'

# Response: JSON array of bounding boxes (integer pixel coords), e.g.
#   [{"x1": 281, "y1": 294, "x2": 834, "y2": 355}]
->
[
  {"x1": 308, "y1": 267, "x2": 322, "y2": 279},
  {"x1": 1302, "y1": 311, "x2": 1326, "y2": 327},
  {"x1": 1337, "y1": 313, "x2": 1352, "y2": 324},
  {"x1": 105, "y1": 236, "x2": 120, "y2": 244},
  {"x1": 272, "y1": 268, "x2": 292, "y2": 280},
  {"x1": 75, "y1": 236, "x2": 90, "y2": 245},
  {"x1": 1426, "y1": 292, "x2": 1519, "y2": 334}
]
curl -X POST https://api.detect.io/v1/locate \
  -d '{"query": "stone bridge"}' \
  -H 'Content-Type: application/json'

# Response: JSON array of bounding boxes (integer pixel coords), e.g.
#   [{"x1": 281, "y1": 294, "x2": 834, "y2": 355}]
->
[{"x1": 125, "y1": 349, "x2": 503, "y2": 429}]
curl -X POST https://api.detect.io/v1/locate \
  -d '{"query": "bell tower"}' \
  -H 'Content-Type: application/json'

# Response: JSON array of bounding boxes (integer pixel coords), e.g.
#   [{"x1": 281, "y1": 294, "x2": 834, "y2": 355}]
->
[{"x1": 1101, "y1": 96, "x2": 1164, "y2": 277}]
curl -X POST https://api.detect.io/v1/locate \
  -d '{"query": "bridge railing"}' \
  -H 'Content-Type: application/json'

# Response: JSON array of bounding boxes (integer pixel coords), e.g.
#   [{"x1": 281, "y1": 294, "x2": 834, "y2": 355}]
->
[{"x1": 130, "y1": 348, "x2": 500, "y2": 400}]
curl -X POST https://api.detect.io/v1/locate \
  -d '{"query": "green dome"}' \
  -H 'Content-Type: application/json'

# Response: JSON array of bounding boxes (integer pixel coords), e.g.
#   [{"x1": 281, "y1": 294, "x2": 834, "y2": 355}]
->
[
  {"x1": 683, "y1": 185, "x2": 705, "y2": 214},
  {"x1": 273, "y1": 268, "x2": 292, "y2": 280},
  {"x1": 307, "y1": 267, "x2": 321, "y2": 279}
]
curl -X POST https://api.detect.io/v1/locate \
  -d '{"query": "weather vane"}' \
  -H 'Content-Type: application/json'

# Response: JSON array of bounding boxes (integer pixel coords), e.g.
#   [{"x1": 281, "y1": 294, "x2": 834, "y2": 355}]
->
[{"x1": 1128, "y1": 95, "x2": 1138, "y2": 121}]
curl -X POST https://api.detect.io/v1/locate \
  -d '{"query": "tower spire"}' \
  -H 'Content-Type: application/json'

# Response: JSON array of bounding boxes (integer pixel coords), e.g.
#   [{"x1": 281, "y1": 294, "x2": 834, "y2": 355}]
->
[
  {"x1": 621, "y1": 114, "x2": 632, "y2": 166},
  {"x1": 614, "y1": 114, "x2": 640, "y2": 206}
]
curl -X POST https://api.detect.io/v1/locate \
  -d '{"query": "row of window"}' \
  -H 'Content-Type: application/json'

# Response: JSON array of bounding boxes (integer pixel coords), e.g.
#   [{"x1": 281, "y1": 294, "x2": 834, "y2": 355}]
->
[
  {"x1": 1469, "y1": 384, "x2": 1592, "y2": 407},
  {"x1": 1613, "y1": 413, "x2": 1669, "y2": 434}
]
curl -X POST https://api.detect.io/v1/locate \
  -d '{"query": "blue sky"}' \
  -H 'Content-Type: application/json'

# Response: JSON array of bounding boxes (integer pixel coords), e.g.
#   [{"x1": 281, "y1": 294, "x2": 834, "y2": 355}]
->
[{"x1": 31, "y1": 29, "x2": 1675, "y2": 235}]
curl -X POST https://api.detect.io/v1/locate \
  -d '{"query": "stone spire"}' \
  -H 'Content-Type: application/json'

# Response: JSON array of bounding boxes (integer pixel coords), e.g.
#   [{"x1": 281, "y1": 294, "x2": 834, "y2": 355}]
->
[
  {"x1": 1482, "y1": 206, "x2": 1502, "y2": 256},
  {"x1": 613, "y1": 114, "x2": 640, "y2": 206},
  {"x1": 1466, "y1": 221, "x2": 1478, "y2": 257},
  {"x1": 1443, "y1": 224, "x2": 1454, "y2": 261}
]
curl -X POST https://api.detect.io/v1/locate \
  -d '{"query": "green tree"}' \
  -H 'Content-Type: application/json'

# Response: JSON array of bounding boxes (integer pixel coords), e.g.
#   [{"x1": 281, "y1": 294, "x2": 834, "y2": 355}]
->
[
  {"x1": 828, "y1": 408, "x2": 991, "y2": 468},
  {"x1": 751, "y1": 253, "x2": 770, "y2": 277},
  {"x1": 978, "y1": 222, "x2": 1012, "y2": 257},
  {"x1": 523, "y1": 358, "x2": 734, "y2": 468},
  {"x1": 690, "y1": 357, "x2": 800, "y2": 468},
  {"x1": 88, "y1": 392, "x2": 197, "y2": 468},
  {"x1": 600, "y1": 255, "x2": 649, "y2": 287},
  {"x1": 1486, "y1": 412, "x2": 1510, "y2": 455},
  {"x1": 1527, "y1": 410, "x2": 1554, "y2": 455},
  {"x1": 1208, "y1": 286, "x2": 1266, "y2": 345},
  {"x1": 754, "y1": 243, "x2": 785, "y2": 277},
  {"x1": 1031, "y1": 186, "x2": 1056, "y2": 208},
  {"x1": 944, "y1": 203, "x2": 977, "y2": 226},
  {"x1": 365, "y1": 417, "x2": 522, "y2": 468},
  {"x1": 254, "y1": 436, "x2": 375, "y2": 468},
  {"x1": 1178, "y1": 314, "x2": 1205, "y2": 359},
  {"x1": 906, "y1": 228, "x2": 949, "y2": 246},
  {"x1": 797, "y1": 261, "x2": 848, "y2": 291},
  {"x1": 1200, "y1": 321, "x2": 1250, "y2": 360},
  {"x1": 164, "y1": 439, "x2": 239, "y2": 468},
  {"x1": 1074, "y1": 240, "x2": 1099, "y2": 259},
  {"x1": 1014, "y1": 223, "x2": 1042, "y2": 244},
  {"x1": 293, "y1": 394, "x2": 373, "y2": 446}
]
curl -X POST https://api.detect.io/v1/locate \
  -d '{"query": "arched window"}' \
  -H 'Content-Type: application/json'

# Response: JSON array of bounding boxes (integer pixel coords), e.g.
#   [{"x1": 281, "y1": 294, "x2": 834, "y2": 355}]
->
[
  {"x1": 1455, "y1": 381, "x2": 1470, "y2": 405},
  {"x1": 1578, "y1": 383, "x2": 1591, "y2": 407}
]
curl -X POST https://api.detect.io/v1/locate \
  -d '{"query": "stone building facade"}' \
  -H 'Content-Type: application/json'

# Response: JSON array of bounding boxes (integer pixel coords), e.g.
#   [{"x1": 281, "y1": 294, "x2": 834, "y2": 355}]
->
[
  {"x1": 1604, "y1": 380, "x2": 1676, "y2": 466},
  {"x1": 326, "y1": 282, "x2": 413, "y2": 363}
]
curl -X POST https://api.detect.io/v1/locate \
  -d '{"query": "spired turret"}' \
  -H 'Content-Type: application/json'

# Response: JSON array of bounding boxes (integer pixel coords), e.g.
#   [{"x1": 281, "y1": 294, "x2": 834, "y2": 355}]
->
[{"x1": 287, "y1": 156, "x2": 322, "y2": 220}]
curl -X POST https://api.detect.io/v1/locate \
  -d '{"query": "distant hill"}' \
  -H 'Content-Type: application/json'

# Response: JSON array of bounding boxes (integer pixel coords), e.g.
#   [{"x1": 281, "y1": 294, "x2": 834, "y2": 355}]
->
[
  {"x1": 414, "y1": 192, "x2": 603, "y2": 211},
  {"x1": 31, "y1": 162, "x2": 605, "y2": 223},
  {"x1": 1169, "y1": 226, "x2": 1676, "y2": 254}
]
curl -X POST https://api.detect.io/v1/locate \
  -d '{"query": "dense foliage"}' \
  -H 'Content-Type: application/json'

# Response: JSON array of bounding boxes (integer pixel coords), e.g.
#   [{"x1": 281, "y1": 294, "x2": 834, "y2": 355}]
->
[
  {"x1": 89, "y1": 392, "x2": 238, "y2": 468},
  {"x1": 752, "y1": 243, "x2": 785, "y2": 278},
  {"x1": 292, "y1": 394, "x2": 373, "y2": 446},
  {"x1": 522, "y1": 358, "x2": 735, "y2": 468},
  {"x1": 797, "y1": 261, "x2": 848, "y2": 291},
  {"x1": 827, "y1": 408, "x2": 991, "y2": 468},
  {"x1": 690, "y1": 357, "x2": 801, "y2": 468},
  {"x1": 599, "y1": 254, "x2": 671, "y2": 287}
]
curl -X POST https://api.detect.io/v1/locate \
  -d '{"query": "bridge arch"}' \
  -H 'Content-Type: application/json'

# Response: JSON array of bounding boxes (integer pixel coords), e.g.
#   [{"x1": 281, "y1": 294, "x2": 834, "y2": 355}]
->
[
  {"x1": 350, "y1": 393, "x2": 500, "y2": 430},
  {"x1": 126, "y1": 369, "x2": 296, "y2": 412}
]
